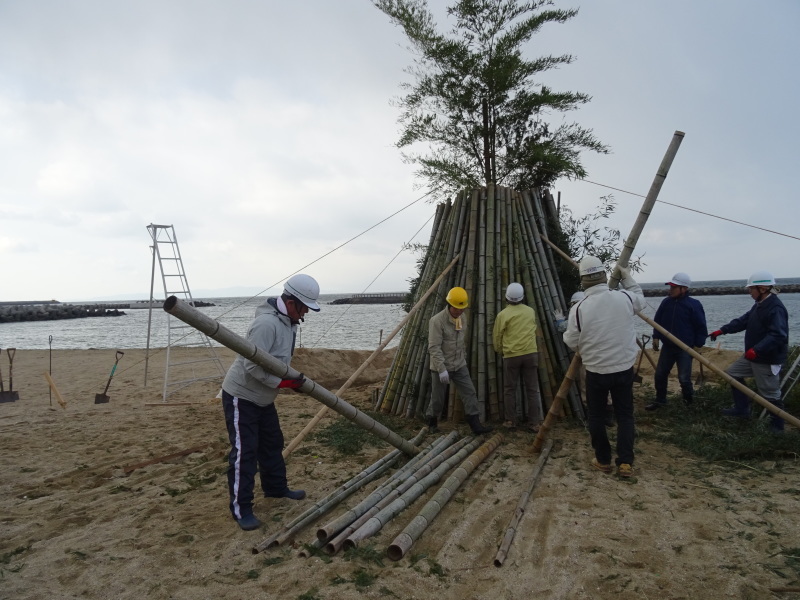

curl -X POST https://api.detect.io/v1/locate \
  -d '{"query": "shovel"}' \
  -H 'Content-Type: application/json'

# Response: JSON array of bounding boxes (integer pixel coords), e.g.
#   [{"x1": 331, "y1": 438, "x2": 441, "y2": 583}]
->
[
  {"x1": 695, "y1": 360, "x2": 707, "y2": 387},
  {"x1": 0, "y1": 348, "x2": 19, "y2": 402},
  {"x1": 633, "y1": 335, "x2": 655, "y2": 385},
  {"x1": 95, "y1": 351, "x2": 124, "y2": 404}
]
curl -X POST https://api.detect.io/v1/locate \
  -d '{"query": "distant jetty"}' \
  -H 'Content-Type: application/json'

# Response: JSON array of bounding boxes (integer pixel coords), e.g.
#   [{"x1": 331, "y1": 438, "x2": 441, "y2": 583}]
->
[
  {"x1": 0, "y1": 299, "x2": 216, "y2": 323},
  {"x1": 642, "y1": 284, "x2": 800, "y2": 297},
  {"x1": 330, "y1": 293, "x2": 409, "y2": 305}
]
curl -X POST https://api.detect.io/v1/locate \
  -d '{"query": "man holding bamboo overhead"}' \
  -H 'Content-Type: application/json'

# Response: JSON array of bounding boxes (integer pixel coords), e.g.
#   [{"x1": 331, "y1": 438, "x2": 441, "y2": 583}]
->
[
  {"x1": 427, "y1": 286, "x2": 493, "y2": 435},
  {"x1": 563, "y1": 257, "x2": 646, "y2": 478},
  {"x1": 493, "y1": 282, "x2": 543, "y2": 432}
]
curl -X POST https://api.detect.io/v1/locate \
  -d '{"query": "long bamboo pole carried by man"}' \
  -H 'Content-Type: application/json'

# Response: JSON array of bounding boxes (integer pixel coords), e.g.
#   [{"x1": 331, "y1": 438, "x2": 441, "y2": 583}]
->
[
  {"x1": 162, "y1": 297, "x2": 421, "y2": 456},
  {"x1": 282, "y1": 254, "x2": 462, "y2": 459},
  {"x1": 532, "y1": 130, "x2": 685, "y2": 451}
]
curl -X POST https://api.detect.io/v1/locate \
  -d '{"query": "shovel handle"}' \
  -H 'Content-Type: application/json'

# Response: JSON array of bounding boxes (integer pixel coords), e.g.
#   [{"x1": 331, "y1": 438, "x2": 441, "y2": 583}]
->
[{"x1": 102, "y1": 351, "x2": 125, "y2": 395}]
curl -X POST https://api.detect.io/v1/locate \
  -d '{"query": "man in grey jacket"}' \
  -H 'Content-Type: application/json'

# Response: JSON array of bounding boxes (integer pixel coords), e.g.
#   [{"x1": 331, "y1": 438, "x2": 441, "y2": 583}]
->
[
  {"x1": 221, "y1": 274, "x2": 320, "y2": 531},
  {"x1": 427, "y1": 286, "x2": 492, "y2": 435},
  {"x1": 563, "y1": 257, "x2": 646, "y2": 478}
]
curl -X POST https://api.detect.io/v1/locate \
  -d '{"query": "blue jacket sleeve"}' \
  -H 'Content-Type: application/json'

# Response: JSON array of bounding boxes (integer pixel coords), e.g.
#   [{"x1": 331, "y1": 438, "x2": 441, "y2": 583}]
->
[
  {"x1": 722, "y1": 309, "x2": 751, "y2": 335},
  {"x1": 652, "y1": 298, "x2": 666, "y2": 340},
  {"x1": 693, "y1": 300, "x2": 708, "y2": 347}
]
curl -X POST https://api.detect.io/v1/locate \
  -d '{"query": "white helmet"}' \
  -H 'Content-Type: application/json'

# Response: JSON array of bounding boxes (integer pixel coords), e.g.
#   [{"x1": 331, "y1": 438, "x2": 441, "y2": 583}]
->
[
  {"x1": 745, "y1": 271, "x2": 776, "y2": 288},
  {"x1": 505, "y1": 282, "x2": 524, "y2": 302},
  {"x1": 666, "y1": 272, "x2": 691, "y2": 288},
  {"x1": 284, "y1": 274, "x2": 321, "y2": 311},
  {"x1": 569, "y1": 291, "x2": 585, "y2": 305},
  {"x1": 579, "y1": 256, "x2": 605, "y2": 277}
]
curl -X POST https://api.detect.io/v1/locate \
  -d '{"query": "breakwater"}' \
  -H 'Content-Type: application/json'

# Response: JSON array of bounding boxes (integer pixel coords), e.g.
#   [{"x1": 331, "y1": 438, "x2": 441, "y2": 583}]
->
[
  {"x1": 642, "y1": 284, "x2": 800, "y2": 297},
  {"x1": 0, "y1": 302, "x2": 127, "y2": 323},
  {"x1": 330, "y1": 292, "x2": 409, "y2": 305}
]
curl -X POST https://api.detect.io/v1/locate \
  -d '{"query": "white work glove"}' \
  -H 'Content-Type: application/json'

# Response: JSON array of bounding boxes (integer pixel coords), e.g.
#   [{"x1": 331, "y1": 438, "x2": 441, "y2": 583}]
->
[
  {"x1": 439, "y1": 371, "x2": 450, "y2": 384},
  {"x1": 553, "y1": 309, "x2": 567, "y2": 333},
  {"x1": 614, "y1": 265, "x2": 631, "y2": 281}
]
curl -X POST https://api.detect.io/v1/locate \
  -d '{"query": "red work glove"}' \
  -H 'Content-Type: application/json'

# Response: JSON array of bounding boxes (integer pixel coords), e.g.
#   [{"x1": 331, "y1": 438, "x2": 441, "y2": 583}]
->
[
  {"x1": 709, "y1": 330, "x2": 723, "y2": 341},
  {"x1": 278, "y1": 375, "x2": 306, "y2": 389},
  {"x1": 744, "y1": 348, "x2": 757, "y2": 361}
]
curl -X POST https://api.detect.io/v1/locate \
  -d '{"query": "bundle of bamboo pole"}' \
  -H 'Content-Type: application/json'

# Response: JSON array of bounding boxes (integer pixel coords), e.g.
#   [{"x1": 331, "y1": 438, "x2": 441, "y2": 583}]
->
[{"x1": 376, "y1": 185, "x2": 581, "y2": 424}]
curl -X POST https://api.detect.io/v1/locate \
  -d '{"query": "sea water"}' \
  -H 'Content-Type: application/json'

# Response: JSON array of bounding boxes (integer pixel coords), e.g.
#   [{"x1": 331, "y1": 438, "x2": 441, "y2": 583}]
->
[{"x1": 2, "y1": 290, "x2": 799, "y2": 352}]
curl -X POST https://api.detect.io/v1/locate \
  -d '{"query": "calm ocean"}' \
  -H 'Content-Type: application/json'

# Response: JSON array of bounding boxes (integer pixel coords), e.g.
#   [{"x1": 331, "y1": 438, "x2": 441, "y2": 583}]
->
[{"x1": 2, "y1": 283, "x2": 799, "y2": 352}]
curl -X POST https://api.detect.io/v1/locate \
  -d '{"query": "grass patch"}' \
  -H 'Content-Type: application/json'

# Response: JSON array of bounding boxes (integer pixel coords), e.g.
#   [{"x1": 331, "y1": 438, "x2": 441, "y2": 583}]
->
[
  {"x1": 297, "y1": 588, "x2": 321, "y2": 600},
  {"x1": 352, "y1": 568, "x2": 377, "y2": 588},
  {"x1": 640, "y1": 382, "x2": 800, "y2": 462},
  {"x1": 313, "y1": 412, "x2": 415, "y2": 455},
  {"x1": 344, "y1": 543, "x2": 385, "y2": 567}
]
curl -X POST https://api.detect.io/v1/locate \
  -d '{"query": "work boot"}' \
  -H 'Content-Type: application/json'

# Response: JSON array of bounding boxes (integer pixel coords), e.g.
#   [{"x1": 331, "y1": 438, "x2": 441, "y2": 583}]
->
[
  {"x1": 236, "y1": 514, "x2": 262, "y2": 531},
  {"x1": 465, "y1": 414, "x2": 493, "y2": 435},
  {"x1": 722, "y1": 383, "x2": 751, "y2": 418},
  {"x1": 645, "y1": 401, "x2": 666, "y2": 411},
  {"x1": 265, "y1": 488, "x2": 306, "y2": 500},
  {"x1": 427, "y1": 416, "x2": 440, "y2": 433},
  {"x1": 769, "y1": 401, "x2": 785, "y2": 433}
]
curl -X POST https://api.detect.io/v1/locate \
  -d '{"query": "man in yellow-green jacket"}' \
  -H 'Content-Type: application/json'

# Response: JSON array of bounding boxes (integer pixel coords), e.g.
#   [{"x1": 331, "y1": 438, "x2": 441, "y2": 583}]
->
[{"x1": 493, "y1": 282, "x2": 542, "y2": 431}]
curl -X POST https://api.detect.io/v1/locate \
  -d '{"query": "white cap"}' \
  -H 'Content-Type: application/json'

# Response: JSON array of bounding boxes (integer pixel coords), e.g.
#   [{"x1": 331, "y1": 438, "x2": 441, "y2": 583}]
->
[
  {"x1": 666, "y1": 272, "x2": 691, "y2": 287},
  {"x1": 746, "y1": 271, "x2": 776, "y2": 288},
  {"x1": 579, "y1": 256, "x2": 604, "y2": 277},
  {"x1": 505, "y1": 282, "x2": 524, "y2": 302},
  {"x1": 284, "y1": 274, "x2": 321, "y2": 311}
]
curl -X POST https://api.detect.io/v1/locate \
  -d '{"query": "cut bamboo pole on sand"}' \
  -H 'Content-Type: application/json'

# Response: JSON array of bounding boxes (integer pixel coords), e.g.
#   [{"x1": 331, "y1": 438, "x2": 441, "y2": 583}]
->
[
  {"x1": 253, "y1": 427, "x2": 428, "y2": 554},
  {"x1": 162, "y1": 296, "x2": 421, "y2": 457},
  {"x1": 387, "y1": 432, "x2": 504, "y2": 561},
  {"x1": 494, "y1": 438, "x2": 554, "y2": 567},
  {"x1": 42, "y1": 372, "x2": 67, "y2": 409},
  {"x1": 342, "y1": 434, "x2": 490, "y2": 550},
  {"x1": 282, "y1": 254, "x2": 461, "y2": 459},
  {"x1": 532, "y1": 354, "x2": 582, "y2": 452}
]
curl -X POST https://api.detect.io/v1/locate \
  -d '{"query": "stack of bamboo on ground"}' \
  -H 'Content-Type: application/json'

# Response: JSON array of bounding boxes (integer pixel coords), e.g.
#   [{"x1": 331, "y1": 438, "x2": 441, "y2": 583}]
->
[
  {"x1": 376, "y1": 185, "x2": 582, "y2": 423},
  {"x1": 253, "y1": 429, "x2": 501, "y2": 558}
]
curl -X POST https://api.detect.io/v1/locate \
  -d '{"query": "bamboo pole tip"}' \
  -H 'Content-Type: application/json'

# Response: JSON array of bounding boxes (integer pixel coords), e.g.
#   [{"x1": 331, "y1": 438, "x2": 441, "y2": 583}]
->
[{"x1": 675, "y1": 130, "x2": 685, "y2": 137}]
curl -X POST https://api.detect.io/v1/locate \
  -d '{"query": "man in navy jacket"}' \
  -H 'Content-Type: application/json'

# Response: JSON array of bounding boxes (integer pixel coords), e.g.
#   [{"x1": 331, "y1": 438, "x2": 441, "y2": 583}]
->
[
  {"x1": 710, "y1": 271, "x2": 789, "y2": 432},
  {"x1": 647, "y1": 273, "x2": 708, "y2": 410}
]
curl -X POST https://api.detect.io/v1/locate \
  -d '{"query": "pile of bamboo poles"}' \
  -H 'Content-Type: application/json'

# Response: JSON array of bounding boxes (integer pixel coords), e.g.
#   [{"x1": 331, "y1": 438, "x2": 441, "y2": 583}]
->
[{"x1": 376, "y1": 185, "x2": 582, "y2": 423}]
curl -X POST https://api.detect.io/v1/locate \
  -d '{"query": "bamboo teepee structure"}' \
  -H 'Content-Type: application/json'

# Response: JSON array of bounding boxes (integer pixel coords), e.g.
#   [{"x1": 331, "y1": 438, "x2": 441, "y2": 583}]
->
[{"x1": 376, "y1": 184, "x2": 583, "y2": 423}]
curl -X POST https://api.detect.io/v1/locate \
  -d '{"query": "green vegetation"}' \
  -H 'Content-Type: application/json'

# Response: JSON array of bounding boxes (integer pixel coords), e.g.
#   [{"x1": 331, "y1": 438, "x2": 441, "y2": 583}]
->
[
  {"x1": 638, "y1": 383, "x2": 799, "y2": 462},
  {"x1": 313, "y1": 413, "x2": 415, "y2": 455}
]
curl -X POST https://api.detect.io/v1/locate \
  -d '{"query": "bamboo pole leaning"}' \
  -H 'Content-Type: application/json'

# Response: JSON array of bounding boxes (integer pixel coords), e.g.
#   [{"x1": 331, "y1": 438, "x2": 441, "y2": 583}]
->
[
  {"x1": 387, "y1": 432, "x2": 504, "y2": 561},
  {"x1": 162, "y1": 297, "x2": 420, "y2": 457},
  {"x1": 532, "y1": 353, "x2": 584, "y2": 452},
  {"x1": 494, "y1": 438, "x2": 554, "y2": 567},
  {"x1": 641, "y1": 314, "x2": 800, "y2": 429},
  {"x1": 283, "y1": 254, "x2": 461, "y2": 458}
]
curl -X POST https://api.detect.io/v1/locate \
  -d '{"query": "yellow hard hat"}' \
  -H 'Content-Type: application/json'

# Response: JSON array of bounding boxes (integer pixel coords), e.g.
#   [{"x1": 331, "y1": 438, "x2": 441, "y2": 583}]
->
[{"x1": 446, "y1": 287, "x2": 468, "y2": 309}]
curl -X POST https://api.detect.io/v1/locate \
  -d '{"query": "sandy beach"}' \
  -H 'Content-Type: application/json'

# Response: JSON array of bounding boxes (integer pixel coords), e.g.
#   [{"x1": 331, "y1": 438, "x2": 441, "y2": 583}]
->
[{"x1": 1, "y1": 346, "x2": 799, "y2": 599}]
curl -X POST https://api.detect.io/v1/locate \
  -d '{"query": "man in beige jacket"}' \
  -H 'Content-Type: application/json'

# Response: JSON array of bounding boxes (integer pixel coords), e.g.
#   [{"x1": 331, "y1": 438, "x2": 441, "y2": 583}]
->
[{"x1": 427, "y1": 286, "x2": 493, "y2": 435}]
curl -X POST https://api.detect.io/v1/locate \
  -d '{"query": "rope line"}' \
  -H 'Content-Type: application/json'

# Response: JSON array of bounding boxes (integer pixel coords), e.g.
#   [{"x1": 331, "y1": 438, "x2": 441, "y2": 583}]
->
[
  {"x1": 118, "y1": 189, "x2": 438, "y2": 388},
  {"x1": 578, "y1": 178, "x2": 800, "y2": 242},
  {"x1": 311, "y1": 210, "x2": 437, "y2": 347}
]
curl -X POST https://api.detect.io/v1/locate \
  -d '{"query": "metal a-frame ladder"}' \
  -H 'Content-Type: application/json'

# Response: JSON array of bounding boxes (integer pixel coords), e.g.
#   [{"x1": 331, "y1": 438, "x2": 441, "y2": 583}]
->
[{"x1": 145, "y1": 224, "x2": 226, "y2": 402}]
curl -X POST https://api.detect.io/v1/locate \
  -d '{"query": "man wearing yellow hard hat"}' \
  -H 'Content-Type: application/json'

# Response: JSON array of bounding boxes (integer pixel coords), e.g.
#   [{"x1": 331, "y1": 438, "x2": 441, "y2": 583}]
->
[{"x1": 427, "y1": 286, "x2": 493, "y2": 435}]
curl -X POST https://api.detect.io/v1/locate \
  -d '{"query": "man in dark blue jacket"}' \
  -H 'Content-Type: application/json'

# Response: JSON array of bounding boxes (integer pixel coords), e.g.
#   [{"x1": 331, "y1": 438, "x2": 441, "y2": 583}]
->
[
  {"x1": 710, "y1": 271, "x2": 789, "y2": 432},
  {"x1": 647, "y1": 272, "x2": 708, "y2": 410}
]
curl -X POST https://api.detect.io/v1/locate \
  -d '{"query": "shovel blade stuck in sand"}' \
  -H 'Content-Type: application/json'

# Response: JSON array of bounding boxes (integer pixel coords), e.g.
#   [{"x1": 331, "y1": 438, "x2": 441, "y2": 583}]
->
[
  {"x1": 0, "y1": 348, "x2": 19, "y2": 403},
  {"x1": 95, "y1": 351, "x2": 124, "y2": 404}
]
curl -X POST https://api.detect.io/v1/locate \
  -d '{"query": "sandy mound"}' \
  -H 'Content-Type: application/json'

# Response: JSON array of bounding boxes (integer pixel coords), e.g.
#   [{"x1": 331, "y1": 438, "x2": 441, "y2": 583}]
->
[{"x1": 1, "y1": 347, "x2": 798, "y2": 599}]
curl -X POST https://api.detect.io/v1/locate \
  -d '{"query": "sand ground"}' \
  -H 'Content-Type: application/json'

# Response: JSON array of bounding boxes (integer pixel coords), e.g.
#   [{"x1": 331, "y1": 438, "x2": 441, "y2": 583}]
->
[{"x1": 1, "y1": 346, "x2": 799, "y2": 599}]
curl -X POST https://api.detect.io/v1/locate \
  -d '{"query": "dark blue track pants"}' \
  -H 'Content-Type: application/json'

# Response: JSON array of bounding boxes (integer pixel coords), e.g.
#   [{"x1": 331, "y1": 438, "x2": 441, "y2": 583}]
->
[{"x1": 222, "y1": 391, "x2": 288, "y2": 520}]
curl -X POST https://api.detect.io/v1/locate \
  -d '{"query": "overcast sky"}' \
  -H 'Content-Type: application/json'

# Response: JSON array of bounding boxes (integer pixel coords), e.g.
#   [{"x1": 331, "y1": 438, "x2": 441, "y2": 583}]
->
[{"x1": 1, "y1": 1, "x2": 798, "y2": 302}]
